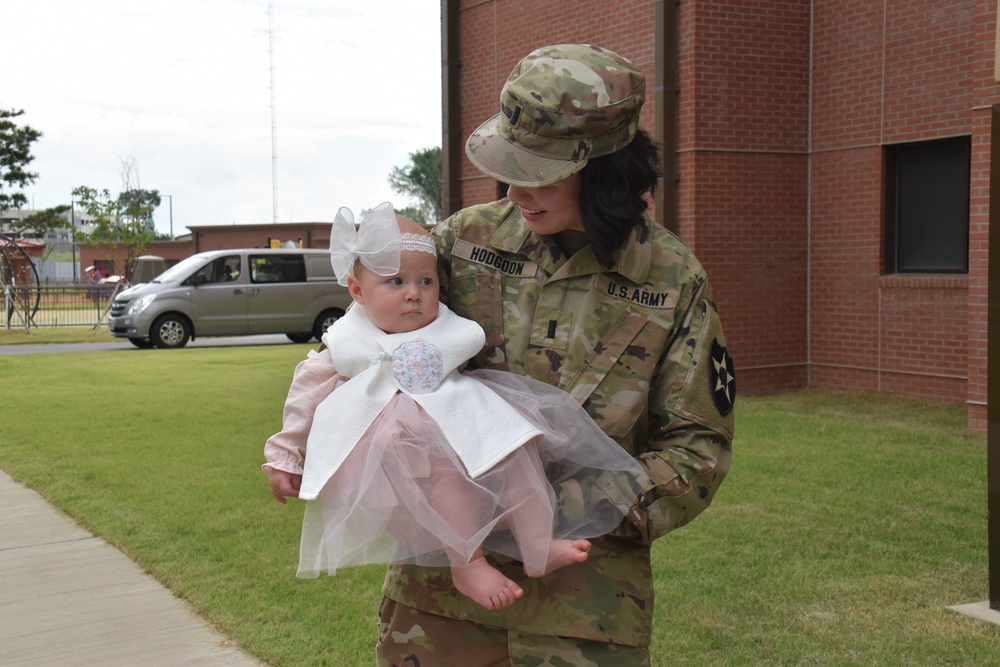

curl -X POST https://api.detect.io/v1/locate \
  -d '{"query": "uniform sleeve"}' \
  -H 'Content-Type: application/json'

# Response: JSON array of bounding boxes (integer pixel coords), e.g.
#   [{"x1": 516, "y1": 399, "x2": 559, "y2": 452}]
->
[
  {"x1": 431, "y1": 217, "x2": 457, "y2": 300},
  {"x1": 262, "y1": 336, "x2": 345, "y2": 474},
  {"x1": 540, "y1": 279, "x2": 734, "y2": 546},
  {"x1": 617, "y1": 278, "x2": 734, "y2": 543}
]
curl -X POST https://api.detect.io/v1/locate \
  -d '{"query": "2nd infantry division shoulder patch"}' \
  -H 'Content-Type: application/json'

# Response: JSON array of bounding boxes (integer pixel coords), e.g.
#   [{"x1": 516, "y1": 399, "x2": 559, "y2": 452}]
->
[{"x1": 709, "y1": 339, "x2": 735, "y2": 416}]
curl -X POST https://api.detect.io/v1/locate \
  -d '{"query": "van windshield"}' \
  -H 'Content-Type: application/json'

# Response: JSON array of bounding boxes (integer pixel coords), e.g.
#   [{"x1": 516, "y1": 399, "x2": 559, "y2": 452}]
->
[{"x1": 150, "y1": 255, "x2": 210, "y2": 283}]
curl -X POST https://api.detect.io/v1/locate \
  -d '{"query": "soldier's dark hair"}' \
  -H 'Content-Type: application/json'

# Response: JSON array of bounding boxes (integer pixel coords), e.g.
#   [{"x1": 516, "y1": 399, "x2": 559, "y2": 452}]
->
[{"x1": 579, "y1": 128, "x2": 662, "y2": 267}]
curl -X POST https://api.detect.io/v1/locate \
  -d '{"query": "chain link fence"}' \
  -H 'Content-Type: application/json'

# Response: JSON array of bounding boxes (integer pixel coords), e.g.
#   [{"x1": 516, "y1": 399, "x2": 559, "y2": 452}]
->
[{"x1": 3, "y1": 284, "x2": 122, "y2": 329}]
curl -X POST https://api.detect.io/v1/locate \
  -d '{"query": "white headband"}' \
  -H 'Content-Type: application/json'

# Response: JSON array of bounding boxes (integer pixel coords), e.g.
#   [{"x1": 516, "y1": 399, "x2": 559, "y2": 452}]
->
[
  {"x1": 401, "y1": 233, "x2": 437, "y2": 255},
  {"x1": 329, "y1": 202, "x2": 436, "y2": 286}
]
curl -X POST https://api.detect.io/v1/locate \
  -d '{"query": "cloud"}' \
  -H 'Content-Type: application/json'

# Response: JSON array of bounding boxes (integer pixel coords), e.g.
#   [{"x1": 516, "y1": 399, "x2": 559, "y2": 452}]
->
[{"x1": 3, "y1": 0, "x2": 442, "y2": 235}]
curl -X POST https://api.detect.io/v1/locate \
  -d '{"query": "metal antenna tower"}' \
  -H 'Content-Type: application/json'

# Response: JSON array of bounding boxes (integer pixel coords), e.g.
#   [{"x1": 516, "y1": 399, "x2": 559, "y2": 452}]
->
[{"x1": 269, "y1": 0, "x2": 279, "y2": 224}]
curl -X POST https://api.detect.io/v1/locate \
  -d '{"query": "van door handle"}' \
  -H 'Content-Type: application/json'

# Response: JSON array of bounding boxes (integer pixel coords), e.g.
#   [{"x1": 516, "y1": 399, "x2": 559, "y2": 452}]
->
[{"x1": 233, "y1": 289, "x2": 243, "y2": 295}]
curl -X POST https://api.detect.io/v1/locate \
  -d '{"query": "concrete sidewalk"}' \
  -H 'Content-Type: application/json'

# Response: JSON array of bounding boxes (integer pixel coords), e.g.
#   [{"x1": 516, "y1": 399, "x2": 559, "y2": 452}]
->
[{"x1": 0, "y1": 469, "x2": 266, "y2": 667}]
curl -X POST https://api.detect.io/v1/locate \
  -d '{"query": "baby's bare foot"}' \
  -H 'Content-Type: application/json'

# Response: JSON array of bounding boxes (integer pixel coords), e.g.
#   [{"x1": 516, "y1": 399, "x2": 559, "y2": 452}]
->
[
  {"x1": 526, "y1": 539, "x2": 591, "y2": 578},
  {"x1": 452, "y1": 557, "x2": 524, "y2": 610}
]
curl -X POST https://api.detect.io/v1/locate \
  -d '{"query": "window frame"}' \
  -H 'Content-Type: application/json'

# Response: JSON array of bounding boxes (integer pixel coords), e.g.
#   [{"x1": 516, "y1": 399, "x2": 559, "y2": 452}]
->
[
  {"x1": 883, "y1": 136, "x2": 971, "y2": 275},
  {"x1": 248, "y1": 253, "x2": 308, "y2": 284}
]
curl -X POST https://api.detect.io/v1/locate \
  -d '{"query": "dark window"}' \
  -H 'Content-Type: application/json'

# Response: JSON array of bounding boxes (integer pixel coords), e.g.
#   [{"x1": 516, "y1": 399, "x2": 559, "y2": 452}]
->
[
  {"x1": 884, "y1": 137, "x2": 970, "y2": 274},
  {"x1": 249, "y1": 254, "x2": 307, "y2": 283},
  {"x1": 192, "y1": 255, "x2": 240, "y2": 284}
]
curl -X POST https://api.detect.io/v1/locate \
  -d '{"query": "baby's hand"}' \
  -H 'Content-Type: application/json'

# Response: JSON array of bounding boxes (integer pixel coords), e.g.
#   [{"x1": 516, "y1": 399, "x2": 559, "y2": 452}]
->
[{"x1": 266, "y1": 469, "x2": 302, "y2": 504}]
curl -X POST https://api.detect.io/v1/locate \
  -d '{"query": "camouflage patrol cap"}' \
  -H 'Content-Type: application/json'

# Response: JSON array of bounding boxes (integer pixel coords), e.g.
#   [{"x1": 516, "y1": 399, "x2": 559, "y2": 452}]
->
[{"x1": 466, "y1": 43, "x2": 645, "y2": 187}]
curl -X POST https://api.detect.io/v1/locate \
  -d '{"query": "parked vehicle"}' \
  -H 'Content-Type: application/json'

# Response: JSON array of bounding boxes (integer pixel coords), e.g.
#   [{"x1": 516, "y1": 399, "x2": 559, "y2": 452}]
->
[{"x1": 107, "y1": 248, "x2": 350, "y2": 349}]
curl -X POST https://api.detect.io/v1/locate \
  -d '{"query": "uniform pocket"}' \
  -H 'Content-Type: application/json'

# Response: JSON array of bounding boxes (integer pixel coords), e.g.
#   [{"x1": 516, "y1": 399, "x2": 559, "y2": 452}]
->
[{"x1": 566, "y1": 308, "x2": 667, "y2": 441}]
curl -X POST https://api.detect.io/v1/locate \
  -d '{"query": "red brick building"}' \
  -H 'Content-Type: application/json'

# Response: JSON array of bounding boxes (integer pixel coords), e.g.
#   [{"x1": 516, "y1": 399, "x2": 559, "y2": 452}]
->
[
  {"x1": 440, "y1": 0, "x2": 997, "y2": 431},
  {"x1": 76, "y1": 223, "x2": 331, "y2": 280}
]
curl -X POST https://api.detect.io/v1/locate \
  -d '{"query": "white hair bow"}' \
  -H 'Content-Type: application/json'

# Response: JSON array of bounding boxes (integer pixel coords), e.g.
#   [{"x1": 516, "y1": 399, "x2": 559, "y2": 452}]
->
[{"x1": 329, "y1": 202, "x2": 401, "y2": 286}]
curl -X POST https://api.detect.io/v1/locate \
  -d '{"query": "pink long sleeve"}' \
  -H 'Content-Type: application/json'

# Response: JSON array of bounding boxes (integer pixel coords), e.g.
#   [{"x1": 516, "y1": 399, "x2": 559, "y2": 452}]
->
[{"x1": 263, "y1": 342, "x2": 345, "y2": 474}]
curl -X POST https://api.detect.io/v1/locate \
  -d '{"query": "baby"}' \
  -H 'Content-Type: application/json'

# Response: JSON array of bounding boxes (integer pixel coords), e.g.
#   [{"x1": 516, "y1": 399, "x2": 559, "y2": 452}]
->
[{"x1": 265, "y1": 203, "x2": 642, "y2": 609}]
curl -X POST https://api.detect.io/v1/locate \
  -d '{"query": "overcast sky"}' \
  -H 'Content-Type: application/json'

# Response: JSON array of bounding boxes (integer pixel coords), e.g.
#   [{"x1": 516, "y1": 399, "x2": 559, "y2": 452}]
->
[{"x1": 4, "y1": 0, "x2": 442, "y2": 237}]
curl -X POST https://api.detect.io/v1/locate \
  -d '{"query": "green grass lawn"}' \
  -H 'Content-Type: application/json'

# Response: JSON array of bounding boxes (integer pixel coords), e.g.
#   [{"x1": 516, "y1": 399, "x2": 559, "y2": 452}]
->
[
  {"x1": 0, "y1": 325, "x2": 116, "y2": 344},
  {"x1": 0, "y1": 343, "x2": 995, "y2": 666}
]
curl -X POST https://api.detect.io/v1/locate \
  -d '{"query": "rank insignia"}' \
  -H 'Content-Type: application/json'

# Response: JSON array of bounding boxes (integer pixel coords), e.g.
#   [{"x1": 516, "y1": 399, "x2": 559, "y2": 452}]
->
[{"x1": 709, "y1": 339, "x2": 735, "y2": 416}]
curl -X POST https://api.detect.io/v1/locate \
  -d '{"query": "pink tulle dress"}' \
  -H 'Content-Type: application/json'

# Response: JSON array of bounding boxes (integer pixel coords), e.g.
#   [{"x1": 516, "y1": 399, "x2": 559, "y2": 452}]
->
[{"x1": 293, "y1": 304, "x2": 645, "y2": 578}]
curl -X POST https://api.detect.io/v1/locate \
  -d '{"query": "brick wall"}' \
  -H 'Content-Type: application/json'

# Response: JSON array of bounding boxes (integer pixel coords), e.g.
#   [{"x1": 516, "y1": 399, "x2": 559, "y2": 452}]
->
[
  {"x1": 189, "y1": 223, "x2": 331, "y2": 253},
  {"x1": 809, "y1": 0, "x2": 996, "y2": 430},
  {"x1": 677, "y1": 1, "x2": 812, "y2": 394},
  {"x1": 966, "y1": 0, "x2": 998, "y2": 432},
  {"x1": 451, "y1": 0, "x2": 996, "y2": 430},
  {"x1": 456, "y1": 0, "x2": 658, "y2": 206}
]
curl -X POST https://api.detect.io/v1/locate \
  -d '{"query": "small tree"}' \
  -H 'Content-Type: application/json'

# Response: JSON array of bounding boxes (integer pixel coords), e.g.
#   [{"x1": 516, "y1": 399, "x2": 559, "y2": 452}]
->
[
  {"x1": 0, "y1": 109, "x2": 42, "y2": 212},
  {"x1": 393, "y1": 205, "x2": 428, "y2": 224},
  {"x1": 73, "y1": 156, "x2": 162, "y2": 281},
  {"x1": 388, "y1": 147, "x2": 442, "y2": 224},
  {"x1": 73, "y1": 186, "x2": 159, "y2": 281},
  {"x1": 118, "y1": 187, "x2": 161, "y2": 232}
]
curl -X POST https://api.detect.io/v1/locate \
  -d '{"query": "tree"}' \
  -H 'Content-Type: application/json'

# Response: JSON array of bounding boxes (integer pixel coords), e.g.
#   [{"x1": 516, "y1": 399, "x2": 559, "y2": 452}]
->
[
  {"x1": 388, "y1": 147, "x2": 441, "y2": 224},
  {"x1": 393, "y1": 205, "x2": 428, "y2": 224},
  {"x1": 118, "y1": 187, "x2": 162, "y2": 231},
  {"x1": 74, "y1": 158, "x2": 162, "y2": 281},
  {"x1": 0, "y1": 109, "x2": 42, "y2": 212}
]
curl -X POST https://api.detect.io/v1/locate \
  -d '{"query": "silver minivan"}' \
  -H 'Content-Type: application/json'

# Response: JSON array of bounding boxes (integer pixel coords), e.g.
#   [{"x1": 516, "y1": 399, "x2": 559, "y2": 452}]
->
[{"x1": 107, "y1": 248, "x2": 351, "y2": 348}]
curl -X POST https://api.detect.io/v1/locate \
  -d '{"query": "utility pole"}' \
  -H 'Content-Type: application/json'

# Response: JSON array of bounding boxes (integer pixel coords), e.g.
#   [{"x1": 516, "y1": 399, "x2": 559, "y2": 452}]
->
[
  {"x1": 70, "y1": 197, "x2": 77, "y2": 283},
  {"x1": 164, "y1": 194, "x2": 173, "y2": 240},
  {"x1": 952, "y1": 103, "x2": 1000, "y2": 626},
  {"x1": 989, "y1": 105, "x2": 1000, "y2": 612}
]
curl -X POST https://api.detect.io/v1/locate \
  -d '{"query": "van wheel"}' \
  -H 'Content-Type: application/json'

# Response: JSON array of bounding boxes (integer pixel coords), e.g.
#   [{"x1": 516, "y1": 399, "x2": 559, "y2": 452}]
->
[
  {"x1": 151, "y1": 314, "x2": 192, "y2": 349},
  {"x1": 129, "y1": 337, "x2": 155, "y2": 349},
  {"x1": 286, "y1": 333, "x2": 313, "y2": 343},
  {"x1": 312, "y1": 308, "x2": 344, "y2": 341}
]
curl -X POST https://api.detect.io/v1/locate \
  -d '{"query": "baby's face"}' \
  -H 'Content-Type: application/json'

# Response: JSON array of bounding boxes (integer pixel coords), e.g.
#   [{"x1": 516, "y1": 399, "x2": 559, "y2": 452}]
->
[{"x1": 351, "y1": 249, "x2": 439, "y2": 334}]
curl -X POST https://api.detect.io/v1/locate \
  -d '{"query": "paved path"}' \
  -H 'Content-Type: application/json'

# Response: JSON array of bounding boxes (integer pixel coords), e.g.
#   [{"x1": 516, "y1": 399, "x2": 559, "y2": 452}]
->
[
  {"x1": 0, "y1": 470, "x2": 267, "y2": 667},
  {"x1": 0, "y1": 334, "x2": 296, "y2": 355}
]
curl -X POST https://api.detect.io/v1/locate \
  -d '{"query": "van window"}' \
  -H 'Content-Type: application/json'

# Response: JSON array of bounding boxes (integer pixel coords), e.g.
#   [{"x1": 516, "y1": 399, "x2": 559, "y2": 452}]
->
[
  {"x1": 249, "y1": 254, "x2": 307, "y2": 283},
  {"x1": 304, "y1": 255, "x2": 336, "y2": 281},
  {"x1": 191, "y1": 255, "x2": 241, "y2": 284}
]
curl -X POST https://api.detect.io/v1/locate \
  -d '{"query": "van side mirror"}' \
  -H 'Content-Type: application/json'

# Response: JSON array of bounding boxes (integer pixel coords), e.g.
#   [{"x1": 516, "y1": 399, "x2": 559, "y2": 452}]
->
[{"x1": 191, "y1": 273, "x2": 207, "y2": 286}]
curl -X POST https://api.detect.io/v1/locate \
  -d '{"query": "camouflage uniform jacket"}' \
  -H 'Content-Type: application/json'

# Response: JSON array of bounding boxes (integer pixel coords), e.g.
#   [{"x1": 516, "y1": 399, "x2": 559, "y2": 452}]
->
[{"x1": 382, "y1": 200, "x2": 734, "y2": 647}]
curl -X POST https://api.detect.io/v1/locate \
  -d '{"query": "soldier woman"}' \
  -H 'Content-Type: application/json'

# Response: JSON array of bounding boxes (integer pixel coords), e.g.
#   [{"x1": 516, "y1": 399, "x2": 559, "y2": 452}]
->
[{"x1": 375, "y1": 43, "x2": 735, "y2": 666}]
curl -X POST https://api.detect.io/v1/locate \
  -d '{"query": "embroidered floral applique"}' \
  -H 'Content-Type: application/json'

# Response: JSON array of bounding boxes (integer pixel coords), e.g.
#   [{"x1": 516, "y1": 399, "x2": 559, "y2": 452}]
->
[{"x1": 390, "y1": 341, "x2": 444, "y2": 394}]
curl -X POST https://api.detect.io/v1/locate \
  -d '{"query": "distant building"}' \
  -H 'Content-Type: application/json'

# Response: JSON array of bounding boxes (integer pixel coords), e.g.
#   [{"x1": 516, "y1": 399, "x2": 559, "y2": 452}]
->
[
  {"x1": 0, "y1": 208, "x2": 97, "y2": 249},
  {"x1": 75, "y1": 222, "x2": 333, "y2": 281}
]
